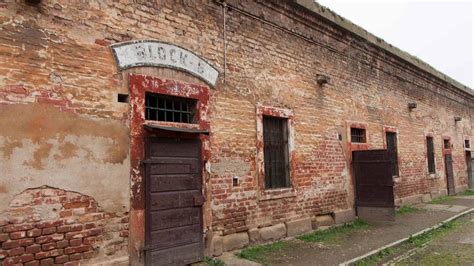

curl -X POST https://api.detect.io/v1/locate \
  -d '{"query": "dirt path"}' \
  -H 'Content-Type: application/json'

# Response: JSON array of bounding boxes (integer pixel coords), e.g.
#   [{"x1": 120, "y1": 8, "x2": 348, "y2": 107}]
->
[{"x1": 234, "y1": 195, "x2": 474, "y2": 266}]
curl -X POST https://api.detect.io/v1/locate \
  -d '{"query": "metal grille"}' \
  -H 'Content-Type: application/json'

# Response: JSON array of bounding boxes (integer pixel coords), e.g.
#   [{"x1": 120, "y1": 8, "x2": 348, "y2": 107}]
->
[
  {"x1": 386, "y1": 132, "x2": 399, "y2": 177},
  {"x1": 351, "y1": 128, "x2": 366, "y2": 143},
  {"x1": 263, "y1": 116, "x2": 290, "y2": 189},
  {"x1": 465, "y1": 140, "x2": 470, "y2": 149},
  {"x1": 145, "y1": 93, "x2": 197, "y2": 123},
  {"x1": 444, "y1": 139, "x2": 450, "y2": 149},
  {"x1": 427, "y1": 137, "x2": 436, "y2": 174}
]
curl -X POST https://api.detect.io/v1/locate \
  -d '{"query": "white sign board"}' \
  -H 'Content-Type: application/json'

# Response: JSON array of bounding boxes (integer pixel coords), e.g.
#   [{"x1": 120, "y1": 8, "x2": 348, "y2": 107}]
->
[{"x1": 111, "y1": 40, "x2": 219, "y2": 86}]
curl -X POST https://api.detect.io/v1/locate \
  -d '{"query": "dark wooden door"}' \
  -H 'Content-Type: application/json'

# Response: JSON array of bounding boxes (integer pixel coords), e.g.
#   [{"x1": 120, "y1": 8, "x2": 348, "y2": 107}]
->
[
  {"x1": 445, "y1": 154, "x2": 455, "y2": 196},
  {"x1": 144, "y1": 138, "x2": 204, "y2": 266},
  {"x1": 353, "y1": 150, "x2": 395, "y2": 221},
  {"x1": 466, "y1": 152, "x2": 473, "y2": 189}
]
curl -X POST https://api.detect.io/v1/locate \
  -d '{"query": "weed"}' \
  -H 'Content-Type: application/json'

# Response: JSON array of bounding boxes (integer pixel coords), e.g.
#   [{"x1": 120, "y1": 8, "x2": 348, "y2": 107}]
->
[
  {"x1": 429, "y1": 195, "x2": 453, "y2": 204},
  {"x1": 458, "y1": 189, "x2": 474, "y2": 196},
  {"x1": 236, "y1": 241, "x2": 288, "y2": 262},
  {"x1": 396, "y1": 205, "x2": 418, "y2": 215},
  {"x1": 297, "y1": 219, "x2": 369, "y2": 243},
  {"x1": 355, "y1": 247, "x2": 396, "y2": 266},
  {"x1": 203, "y1": 256, "x2": 226, "y2": 266}
]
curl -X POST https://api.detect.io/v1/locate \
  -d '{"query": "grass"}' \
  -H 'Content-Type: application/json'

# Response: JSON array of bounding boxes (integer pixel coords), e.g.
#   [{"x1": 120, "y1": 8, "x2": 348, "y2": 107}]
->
[
  {"x1": 297, "y1": 218, "x2": 369, "y2": 243},
  {"x1": 236, "y1": 241, "x2": 288, "y2": 262},
  {"x1": 458, "y1": 189, "x2": 474, "y2": 196},
  {"x1": 203, "y1": 256, "x2": 226, "y2": 266},
  {"x1": 429, "y1": 195, "x2": 454, "y2": 204},
  {"x1": 396, "y1": 205, "x2": 418, "y2": 215},
  {"x1": 355, "y1": 218, "x2": 466, "y2": 265}
]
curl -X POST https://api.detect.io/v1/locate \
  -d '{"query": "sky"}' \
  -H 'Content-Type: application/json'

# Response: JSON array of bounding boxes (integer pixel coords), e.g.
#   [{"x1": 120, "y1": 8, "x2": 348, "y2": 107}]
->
[{"x1": 316, "y1": 0, "x2": 474, "y2": 89}]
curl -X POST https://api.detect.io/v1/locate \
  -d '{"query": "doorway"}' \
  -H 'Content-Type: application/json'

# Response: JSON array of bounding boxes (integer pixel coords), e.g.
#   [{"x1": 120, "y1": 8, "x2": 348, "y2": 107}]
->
[{"x1": 144, "y1": 138, "x2": 204, "y2": 265}]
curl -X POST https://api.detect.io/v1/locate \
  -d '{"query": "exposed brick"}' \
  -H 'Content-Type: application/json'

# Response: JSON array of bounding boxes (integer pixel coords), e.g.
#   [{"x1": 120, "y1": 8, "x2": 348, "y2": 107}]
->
[
  {"x1": 70, "y1": 224, "x2": 83, "y2": 232},
  {"x1": 2, "y1": 239, "x2": 20, "y2": 249},
  {"x1": 10, "y1": 231, "x2": 26, "y2": 239},
  {"x1": 69, "y1": 252, "x2": 82, "y2": 261},
  {"x1": 56, "y1": 240, "x2": 69, "y2": 249},
  {"x1": 35, "y1": 249, "x2": 63, "y2": 260},
  {"x1": 42, "y1": 227, "x2": 56, "y2": 235},
  {"x1": 40, "y1": 258, "x2": 54, "y2": 266},
  {"x1": 19, "y1": 253, "x2": 35, "y2": 263},
  {"x1": 0, "y1": 249, "x2": 8, "y2": 259},
  {"x1": 41, "y1": 242, "x2": 56, "y2": 251},
  {"x1": 82, "y1": 250, "x2": 95, "y2": 259},
  {"x1": 57, "y1": 225, "x2": 71, "y2": 233},
  {"x1": 0, "y1": 233, "x2": 8, "y2": 242},
  {"x1": 55, "y1": 254, "x2": 69, "y2": 264},
  {"x1": 27, "y1": 228, "x2": 42, "y2": 237},
  {"x1": 69, "y1": 238, "x2": 82, "y2": 247},
  {"x1": 19, "y1": 238, "x2": 35, "y2": 247},
  {"x1": 8, "y1": 246, "x2": 25, "y2": 256},
  {"x1": 4, "y1": 224, "x2": 34, "y2": 233},
  {"x1": 25, "y1": 261, "x2": 40, "y2": 266},
  {"x1": 64, "y1": 261, "x2": 80, "y2": 266},
  {"x1": 64, "y1": 245, "x2": 91, "y2": 255},
  {"x1": 26, "y1": 244, "x2": 41, "y2": 254}
]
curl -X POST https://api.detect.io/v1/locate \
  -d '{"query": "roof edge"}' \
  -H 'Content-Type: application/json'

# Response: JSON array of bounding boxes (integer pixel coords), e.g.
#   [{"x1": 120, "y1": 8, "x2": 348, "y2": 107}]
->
[{"x1": 294, "y1": 0, "x2": 473, "y2": 97}]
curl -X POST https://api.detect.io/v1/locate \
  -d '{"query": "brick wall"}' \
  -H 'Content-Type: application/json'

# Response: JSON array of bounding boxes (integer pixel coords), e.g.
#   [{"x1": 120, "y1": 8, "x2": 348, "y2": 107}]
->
[
  {"x1": 0, "y1": 187, "x2": 128, "y2": 265},
  {"x1": 0, "y1": 0, "x2": 472, "y2": 263}
]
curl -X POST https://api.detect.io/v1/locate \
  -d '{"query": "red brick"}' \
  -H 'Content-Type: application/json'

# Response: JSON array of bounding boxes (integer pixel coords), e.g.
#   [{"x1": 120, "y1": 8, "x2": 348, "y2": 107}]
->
[
  {"x1": 0, "y1": 249, "x2": 8, "y2": 259},
  {"x1": 8, "y1": 246, "x2": 25, "y2": 256},
  {"x1": 57, "y1": 225, "x2": 71, "y2": 233},
  {"x1": 82, "y1": 237, "x2": 96, "y2": 245},
  {"x1": 69, "y1": 252, "x2": 82, "y2": 261},
  {"x1": 26, "y1": 244, "x2": 41, "y2": 254},
  {"x1": 10, "y1": 231, "x2": 26, "y2": 239},
  {"x1": 64, "y1": 261, "x2": 80, "y2": 266},
  {"x1": 0, "y1": 233, "x2": 8, "y2": 242},
  {"x1": 69, "y1": 238, "x2": 82, "y2": 247},
  {"x1": 35, "y1": 249, "x2": 63, "y2": 260},
  {"x1": 19, "y1": 253, "x2": 35, "y2": 263},
  {"x1": 70, "y1": 224, "x2": 83, "y2": 232},
  {"x1": 19, "y1": 238, "x2": 35, "y2": 247},
  {"x1": 40, "y1": 258, "x2": 54, "y2": 266},
  {"x1": 65, "y1": 231, "x2": 85, "y2": 240},
  {"x1": 41, "y1": 242, "x2": 56, "y2": 251},
  {"x1": 25, "y1": 261, "x2": 40, "y2": 266},
  {"x1": 56, "y1": 240, "x2": 69, "y2": 249},
  {"x1": 84, "y1": 223, "x2": 96, "y2": 229},
  {"x1": 36, "y1": 220, "x2": 63, "y2": 229},
  {"x1": 4, "y1": 224, "x2": 34, "y2": 233},
  {"x1": 2, "y1": 256, "x2": 21, "y2": 265},
  {"x1": 42, "y1": 227, "x2": 56, "y2": 235},
  {"x1": 55, "y1": 254, "x2": 69, "y2": 263},
  {"x1": 59, "y1": 210, "x2": 73, "y2": 218},
  {"x1": 64, "y1": 245, "x2": 90, "y2": 255},
  {"x1": 27, "y1": 228, "x2": 42, "y2": 237},
  {"x1": 2, "y1": 239, "x2": 20, "y2": 249},
  {"x1": 35, "y1": 235, "x2": 53, "y2": 244}
]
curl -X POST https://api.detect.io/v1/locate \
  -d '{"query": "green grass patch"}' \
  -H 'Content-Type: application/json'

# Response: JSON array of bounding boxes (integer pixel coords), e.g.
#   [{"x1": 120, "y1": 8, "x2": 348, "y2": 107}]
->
[
  {"x1": 396, "y1": 205, "x2": 418, "y2": 215},
  {"x1": 429, "y1": 195, "x2": 454, "y2": 204},
  {"x1": 354, "y1": 218, "x2": 466, "y2": 265},
  {"x1": 458, "y1": 189, "x2": 474, "y2": 196},
  {"x1": 297, "y1": 218, "x2": 369, "y2": 243},
  {"x1": 236, "y1": 241, "x2": 288, "y2": 262},
  {"x1": 203, "y1": 256, "x2": 226, "y2": 266},
  {"x1": 355, "y1": 247, "x2": 397, "y2": 266}
]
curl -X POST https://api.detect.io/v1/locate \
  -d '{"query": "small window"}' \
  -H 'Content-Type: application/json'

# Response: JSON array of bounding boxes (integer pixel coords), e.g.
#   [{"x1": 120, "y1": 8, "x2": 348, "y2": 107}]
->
[
  {"x1": 465, "y1": 140, "x2": 470, "y2": 149},
  {"x1": 263, "y1": 116, "x2": 290, "y2": 189},
  {"x1": 427, "y1": 137, "x2": 436, "y2": 174},
  {"x1": 386, "y1": 132, "x2": 399, "y2": 177},
  {"x1": 351, "y1": 127, "x2": 366, "y2": 143},
  {"x1": 443, "y1": 139, "x2": 450, "y2": 149},
  {"x1": 145, "y1": 93, "x2": 197, "y2": 123}
]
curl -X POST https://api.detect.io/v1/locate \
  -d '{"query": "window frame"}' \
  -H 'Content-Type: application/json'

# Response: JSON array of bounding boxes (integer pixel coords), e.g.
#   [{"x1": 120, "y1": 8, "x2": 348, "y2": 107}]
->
[
  {"x1": 144, "y1": 92, "x2": 198, "y2": 124},
  {"x1": 350, "y1": 127, "x2": 367, "y2": 143},
  {"x1": 262, "y1": 115, "x2": 290, "y2": 189},
  {"x1": 426, "y1": 136, "x2": 436, "y2": 175},
  {"x1": 256, "y1": 105, "x2": 295, "y2": 200}
]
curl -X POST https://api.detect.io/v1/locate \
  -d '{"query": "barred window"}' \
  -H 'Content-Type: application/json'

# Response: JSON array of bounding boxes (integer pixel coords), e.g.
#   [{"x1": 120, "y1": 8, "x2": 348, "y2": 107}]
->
[
  {"x1": 351, "y1": 128, "x2": 366, "y2": 143},
  {"x1": 145, "y1": 93, "x2": 197, "y2": 123},
  {"x1": 263, "y1": 116, "x2": 290, "y2": 189},
  {"x1": 465, "y1": 140, "x2": 470, "y2": 149},
  {"x1": 386, "y1": 132, "x2": 399, "y2": 177},
  {"x1": 444, "y1": 139, "x2": 450, "y2": 149},
  {"x1": 427, "y1": 137, "x2": 436, "y2": 174}
]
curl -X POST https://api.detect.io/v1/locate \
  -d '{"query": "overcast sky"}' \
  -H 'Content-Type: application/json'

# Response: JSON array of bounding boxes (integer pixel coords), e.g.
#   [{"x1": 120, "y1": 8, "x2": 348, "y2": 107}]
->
[{"x1": 316, "y1": 0, "x2": 474, "y2": 89}]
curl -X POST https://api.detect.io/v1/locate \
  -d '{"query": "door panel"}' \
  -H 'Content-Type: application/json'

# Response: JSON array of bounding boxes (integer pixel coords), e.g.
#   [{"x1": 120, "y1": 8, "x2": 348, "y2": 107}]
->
[
  {"x1": 445, "y1": 154, "x2": 455, "y2": 195},
  {"x1": 145, "y1": 138, "x2": 203, "y2": 266},
  {"x1": 353, "y1": 150, "x2": 395, "y2": 221}
]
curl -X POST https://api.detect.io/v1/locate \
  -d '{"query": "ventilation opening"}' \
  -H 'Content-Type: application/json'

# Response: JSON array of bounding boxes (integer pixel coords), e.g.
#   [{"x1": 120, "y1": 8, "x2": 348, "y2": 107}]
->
[
  {"x1": 444, "y1": 139, "x2": 450, "y2": 149},
  {"x1": 351, "y1": 127, "x2": 366, "y2": 143},
  {"x1": 117, "y1": 93, "x2": 129, "y2": 103}
]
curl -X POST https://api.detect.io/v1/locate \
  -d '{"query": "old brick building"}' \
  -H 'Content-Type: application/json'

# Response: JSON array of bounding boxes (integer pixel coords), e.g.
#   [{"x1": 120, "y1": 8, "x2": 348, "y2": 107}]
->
[{"x1": 0, "y1": 0, "x2": 473, "y2": 265}]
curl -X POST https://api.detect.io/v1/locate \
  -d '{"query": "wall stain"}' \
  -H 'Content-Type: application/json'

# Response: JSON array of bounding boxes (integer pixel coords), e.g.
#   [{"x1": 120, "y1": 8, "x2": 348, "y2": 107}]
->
[{"x1": 0, "y1": 103, "x2": 129, "y2": 165}]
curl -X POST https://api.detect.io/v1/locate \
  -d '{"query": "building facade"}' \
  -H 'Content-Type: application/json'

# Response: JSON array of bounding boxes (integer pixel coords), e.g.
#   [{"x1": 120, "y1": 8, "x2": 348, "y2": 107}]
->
[{"x1": 0, "y1": 0, "x2": 473, "y2": 265}]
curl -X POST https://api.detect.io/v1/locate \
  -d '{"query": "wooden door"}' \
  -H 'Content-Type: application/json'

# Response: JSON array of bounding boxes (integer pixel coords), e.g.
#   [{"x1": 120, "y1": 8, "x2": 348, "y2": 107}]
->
[
  {"x1": 353, "y1": 150, "x2": 395, "y2": 221},
  {"x1": 445, "y1": 154, "x2": 455, "y2": 195},
  {"x1": 466, "y1": 152, "x2": 473, "y2": 189},
  {"x1": 144, "y1": 138, "x2": 204, "y2": 266}
]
